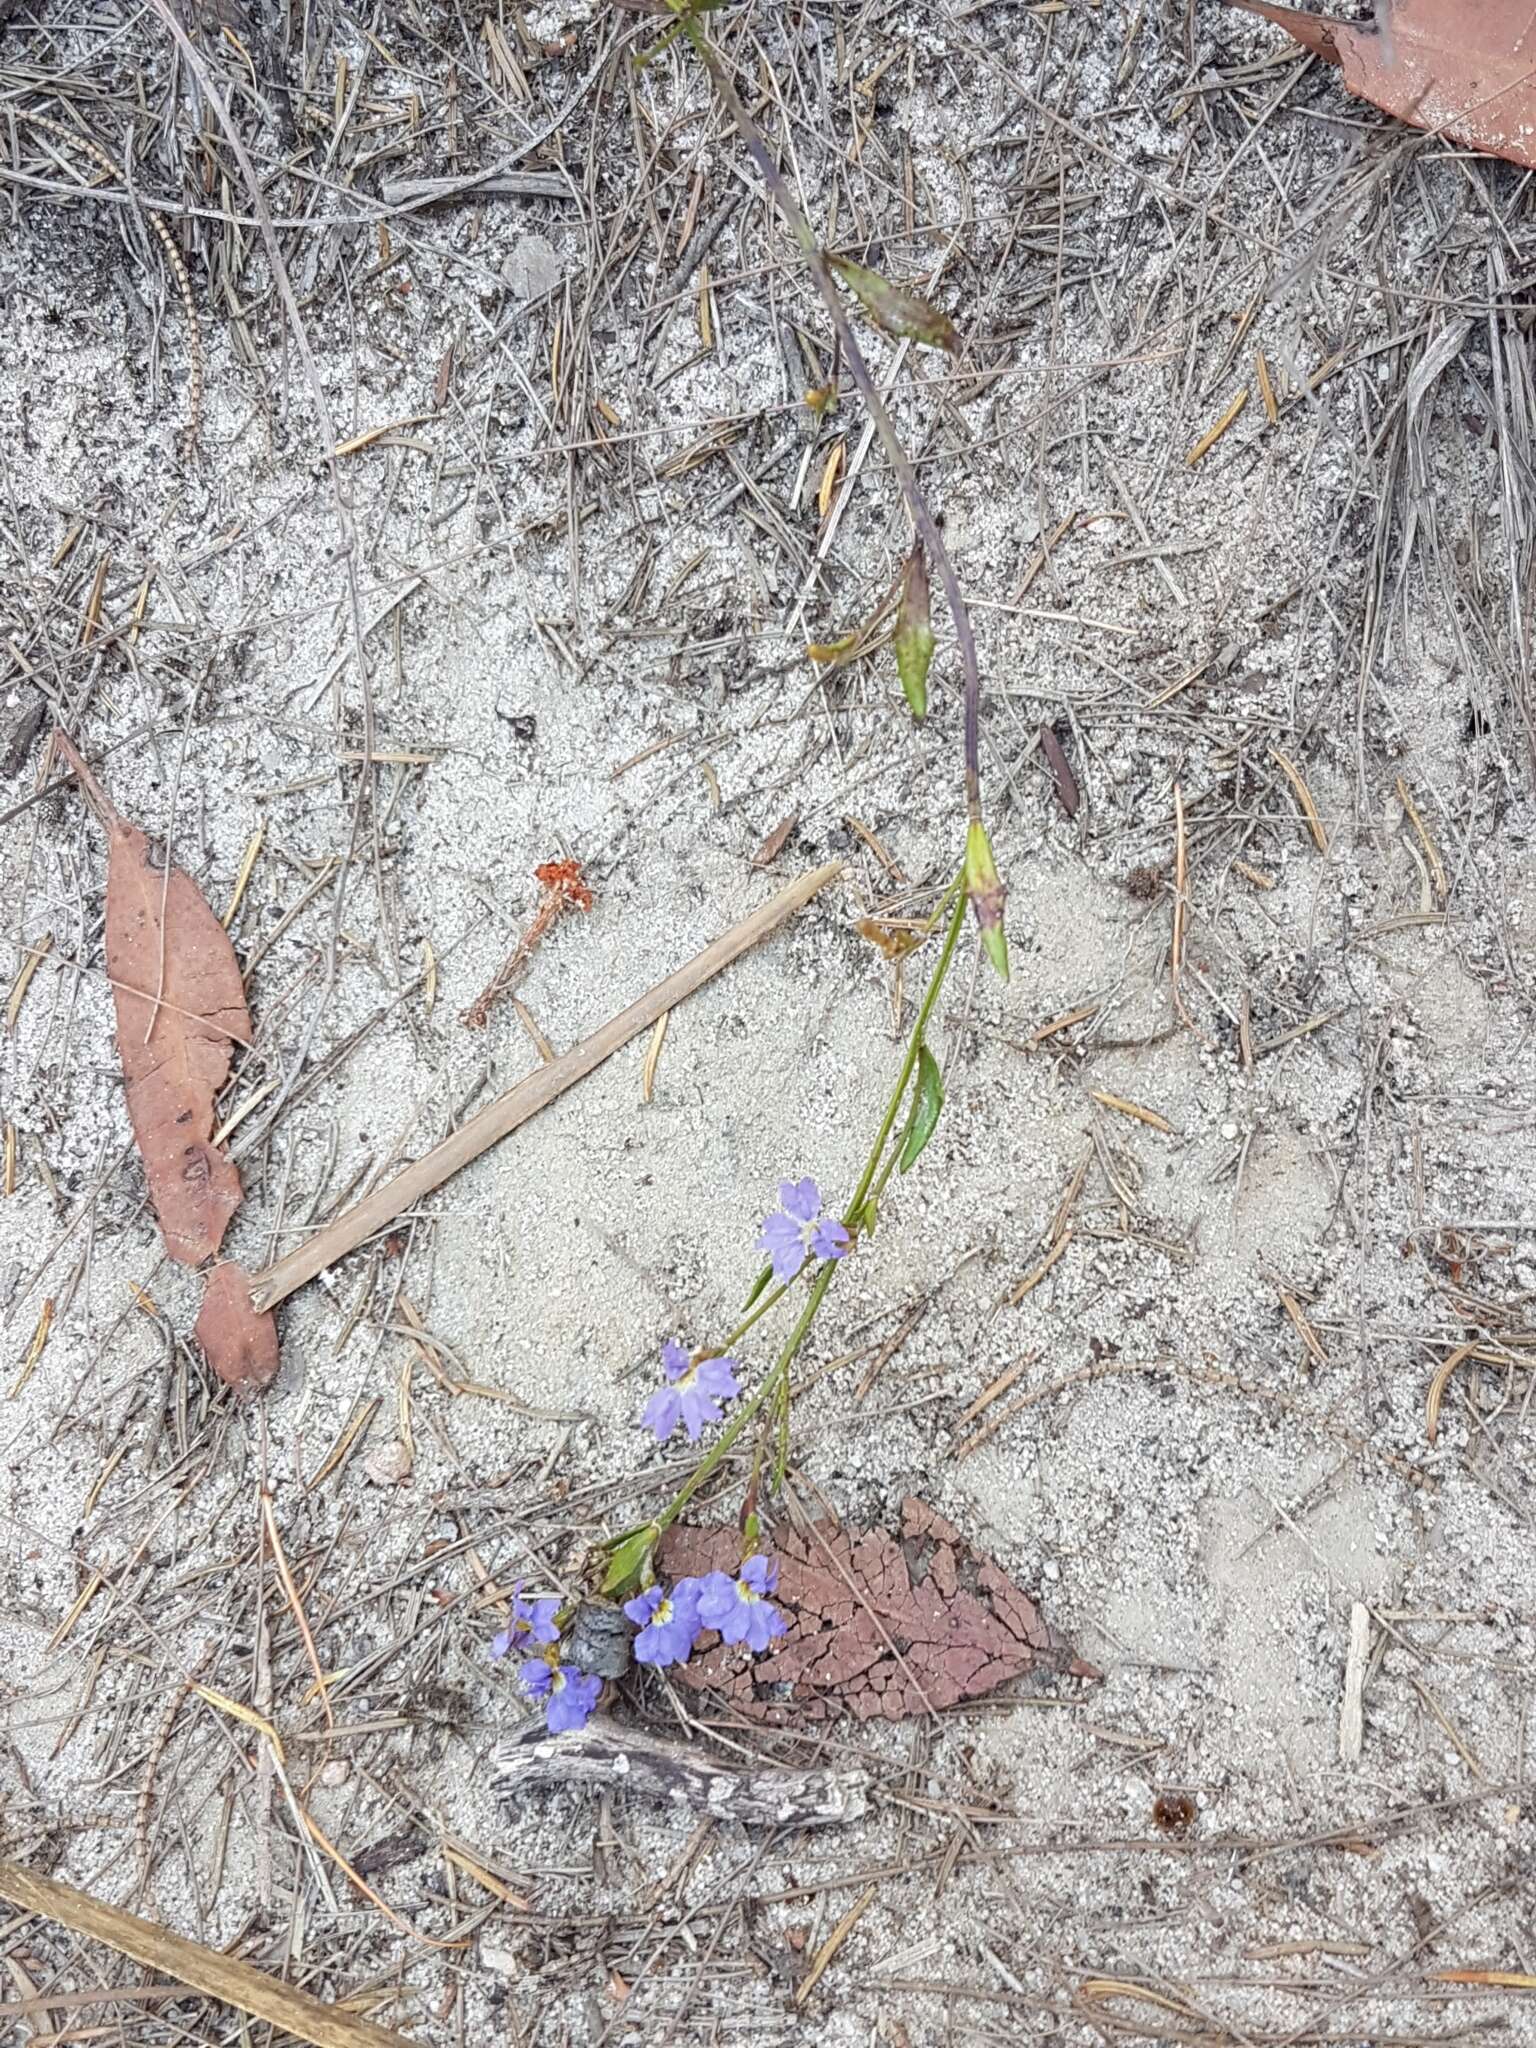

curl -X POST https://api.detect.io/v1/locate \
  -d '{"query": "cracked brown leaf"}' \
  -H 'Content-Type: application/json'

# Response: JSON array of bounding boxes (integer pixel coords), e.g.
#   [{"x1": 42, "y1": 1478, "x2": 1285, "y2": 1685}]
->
[
  {"x1": 56, "y1": 734, "x2": 251, "y2": 1266},
  {"x1": 658, "y1": 1497, "x2": 1096, "y2": 1723},
  {"x1": 1233, "y1": 2, "x2": 1536, "y2": 170}
]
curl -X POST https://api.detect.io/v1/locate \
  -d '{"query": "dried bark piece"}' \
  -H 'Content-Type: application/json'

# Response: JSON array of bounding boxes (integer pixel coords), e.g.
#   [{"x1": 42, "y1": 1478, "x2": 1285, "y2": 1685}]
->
[
  {"x1": 54, "y1": 734, "x2": 250, "y2": 1265},
  {"x1": 194, "y1": 1262, "x2": 279, "y2": 1395},
  {"x1": 658, "y1": 1496, "x2": 1096, "y2": 1724},
  {"x1": 1232, "y1": 2, "x2": 1536, "y2": 171},
  {"x1": 491, "y1": 1717, "x2": 869, "y2": 1826}
]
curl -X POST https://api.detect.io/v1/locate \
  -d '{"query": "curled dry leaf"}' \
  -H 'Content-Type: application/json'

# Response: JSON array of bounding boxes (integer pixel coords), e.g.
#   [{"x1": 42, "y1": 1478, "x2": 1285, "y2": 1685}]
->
[
  {"x1": 194, "y1": 1263, "x2": 280, "y2": 1395},
  {"x1": 1232, "y1": 1, "x2": 1536, "y2": 171},
  {"x1": 53, "y1": 735, "x2": 251, "y2": 1265},
  {"x1": 659, "y1": 1496, "x2": 1096, "y2": 1723}
]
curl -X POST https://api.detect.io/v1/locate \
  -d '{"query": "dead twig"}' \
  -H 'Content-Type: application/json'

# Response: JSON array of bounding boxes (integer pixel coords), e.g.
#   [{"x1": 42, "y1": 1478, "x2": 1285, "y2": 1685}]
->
[
  {"x1": 248, "y1": 861, "x2": 843, "y2": 1313},
  {"x1": 491, "y1": 1718, "x2": 869, "y2": 1826}
]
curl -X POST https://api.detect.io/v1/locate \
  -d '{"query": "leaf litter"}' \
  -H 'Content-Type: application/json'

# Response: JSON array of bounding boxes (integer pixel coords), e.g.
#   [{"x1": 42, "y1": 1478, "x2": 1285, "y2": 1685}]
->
[
  {"x1": 52, "y1": 733, "x2": 250, "y2": 1268},
  {"x1": 659, "y1": 1497, "x2": 1097, "y2": 1723},
  {"x1": 1234, "y1": 1, "x2": 1536, "y2": 170}
]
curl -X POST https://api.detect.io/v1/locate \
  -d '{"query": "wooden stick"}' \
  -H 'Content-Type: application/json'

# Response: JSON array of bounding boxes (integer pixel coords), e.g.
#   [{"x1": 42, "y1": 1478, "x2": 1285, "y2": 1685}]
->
[
  {"x1": 250, "y1": 861, "x2": 843, "y2": 1313},
  {"x1": 0, "y1": 1861, "x2": 415, "y2": 2048}
]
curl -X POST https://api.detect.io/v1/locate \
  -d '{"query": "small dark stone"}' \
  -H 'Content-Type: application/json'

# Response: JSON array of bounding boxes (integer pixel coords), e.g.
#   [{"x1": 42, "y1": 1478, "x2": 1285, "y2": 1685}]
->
[
  {"x1": 566, "y1": 1598, "x2": 632, "y2": 1679},
  {"x1": 496, "y1": 702, "x2": 537, "y2": 742}
]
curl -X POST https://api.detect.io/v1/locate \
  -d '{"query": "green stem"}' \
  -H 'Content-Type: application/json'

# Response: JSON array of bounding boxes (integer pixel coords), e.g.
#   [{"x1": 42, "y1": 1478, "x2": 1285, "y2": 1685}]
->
[
  {"x1": 638, "y1": 872, "x2": 967, "y2": 1549},
  {"x1": 653, "y1": 1262, "x2": 836, "y2": 1538},
  {"x1": 843, "y1": 877, "x2": 966, "y2": 1224},
  {"x1": 717, "y1": 1274, "x2": 789, "y2": 1352}
]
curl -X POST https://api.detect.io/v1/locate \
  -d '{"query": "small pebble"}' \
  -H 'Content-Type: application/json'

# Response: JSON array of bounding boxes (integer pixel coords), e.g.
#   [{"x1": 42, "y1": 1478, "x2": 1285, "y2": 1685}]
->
[{"x1": 364, "y1": 1440, "x2": 413, "y2": 1487}]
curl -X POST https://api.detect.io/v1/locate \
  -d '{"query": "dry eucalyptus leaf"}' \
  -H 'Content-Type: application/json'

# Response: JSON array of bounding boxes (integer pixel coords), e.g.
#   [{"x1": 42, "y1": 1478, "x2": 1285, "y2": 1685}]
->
[
  {"x1": 1233, "y1": 2, "x2": 1536, "y2": 170},
  {"x1": 54, "y1": 733, "x2": 251, "y2": 1265},
  {"x1": 194, "y1": 1262, "x2": 280, "y2": 1395},
  {"x1": 659, "y1": 1496, "x2": 1096, "y2": 1723}
]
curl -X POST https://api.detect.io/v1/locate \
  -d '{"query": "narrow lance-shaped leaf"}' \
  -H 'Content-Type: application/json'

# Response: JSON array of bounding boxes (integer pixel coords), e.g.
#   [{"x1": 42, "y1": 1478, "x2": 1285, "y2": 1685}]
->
[
  {"x1": 741, "y1": 1262, "x2": 773, "y2": 1313},
  {"x1": 600, "y1": 1523, "x2": 659, "y2": 1597},
  {"x1": 894, "y1": 544, "x2": 934, "y2": 720},
  {"x1": 827, "y1": 256, "x2": 960, "y2": 356},
  {"x1": 898, "y1": 1043, "x2": 944, "y2": 1173}
]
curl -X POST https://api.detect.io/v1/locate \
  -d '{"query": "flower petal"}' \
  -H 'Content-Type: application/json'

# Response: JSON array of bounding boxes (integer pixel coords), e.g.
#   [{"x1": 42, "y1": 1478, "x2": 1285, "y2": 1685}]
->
[
  {"x1": 694, "y1": 1570, "x2": 739, "y2": 1629},
  {"x1": 660, "y1": 1338, "x2": 690, "y2": 1383},
  {"x1": 756, "y1": 1212, "x2": 806, "y2": 1284},
  {"x1": 545, "y1": 1668, "x2": 600, "y2": 1733},
  {"x1": 695, "y1": 1355, "x2": 741, "y2": 1401},
  {"x1": 624, "y1": 1588, "x2": 662, "y2": 1628},
  {"x1": 739, "y1": 1554, "x2": 777, "y2": 1596},
  {"x1": 642, "y1": 1388, "x2": 682, "y2": 1441},
  {"x1": 809, "y1": 1216, "x2": 850, "y2": 1261},
  {"x1": 677, "y1": 1385, "x2": 722, "y2": 1441},
  {"x1": 780, "y1": 1176, "x2": 822, "y2": 1223},
  {"x1": 520, "y1": 1660, "x2": 553, "y2": 1701},
  {"x1": 526, "y1": 1598, "x2": 561, "y2": 1644}
]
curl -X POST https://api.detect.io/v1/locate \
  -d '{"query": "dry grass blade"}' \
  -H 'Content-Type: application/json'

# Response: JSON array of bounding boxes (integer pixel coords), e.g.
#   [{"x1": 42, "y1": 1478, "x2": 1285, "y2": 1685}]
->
[{"x1": 0, "y1": 1862, "x2": 417, "y2": 2048}]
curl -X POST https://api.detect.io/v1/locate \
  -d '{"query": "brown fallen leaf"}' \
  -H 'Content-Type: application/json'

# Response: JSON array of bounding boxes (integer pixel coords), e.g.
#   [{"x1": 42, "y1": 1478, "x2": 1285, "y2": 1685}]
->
[
  {"x1": 194, "y1": 1263, "x2": 280, "y2": 1395},
  {"x1": 659, "y1": 1496, "x2": 1096, "y2": 1723},
  {"x1": 1039, "y1": 724, "x2": 1080, "y2": 818},
  {"x1": 1232, "y1": 2, "x2": 1536, "y2": 170},
  {"x1": 751, "y1": 814, "x2": 799, "y2": 869},
  {"x1": 54, "y1": 734, "x2": 251, "y2": 1265}
]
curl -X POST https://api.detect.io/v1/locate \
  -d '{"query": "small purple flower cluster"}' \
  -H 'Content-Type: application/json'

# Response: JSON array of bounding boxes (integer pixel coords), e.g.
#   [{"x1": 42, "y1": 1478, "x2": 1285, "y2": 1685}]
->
[
  {"x1": 641, "y1": 1178, "x2": 849, "y2": 1447},
  {"x1": 624, "y1": 1554, "x2": 787, "y2": 1665},
  {"x1": 487, "y1": 1584, "x2": 601, "y2": 1735},
  {"x1": 491, "y1": 1564, "x2": 787, "y2": 1733}
]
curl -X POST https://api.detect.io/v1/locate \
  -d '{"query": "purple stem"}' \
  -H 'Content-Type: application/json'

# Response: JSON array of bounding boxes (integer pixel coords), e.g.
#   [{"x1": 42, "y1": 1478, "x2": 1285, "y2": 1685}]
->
[{"x1": 683, "y1": 20, "x2": 982, "y2": 818}]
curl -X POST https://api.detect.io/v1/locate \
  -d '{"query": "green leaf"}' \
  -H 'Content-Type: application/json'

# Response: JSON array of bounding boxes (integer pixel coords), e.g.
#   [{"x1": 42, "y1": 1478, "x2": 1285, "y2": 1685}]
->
[
  {"x1": 894, "y1": 544, "x2": 933, "y2": 719},
  {"x1": 898, "y1": 1043, "x2": 945, "y2": 1172},
  {"x1": 741, "y1": 1262, "x2": 773, "y2": 1312},
  {"x1": 827, "y1": 256, "x2": 960, "y2": 355},
  {"x1": 599, "y1": 1523, "x2": 659, "y2": 1597},
  {"x1": 964, "y1": 819, "x2": 1009, "y2": 982}
]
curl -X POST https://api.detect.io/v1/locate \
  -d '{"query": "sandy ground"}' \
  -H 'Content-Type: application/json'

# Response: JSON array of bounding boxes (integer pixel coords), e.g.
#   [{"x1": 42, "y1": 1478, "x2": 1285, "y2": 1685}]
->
[{"x1": 3, "y1": 2, "x2": 1536, "y2": 2042}]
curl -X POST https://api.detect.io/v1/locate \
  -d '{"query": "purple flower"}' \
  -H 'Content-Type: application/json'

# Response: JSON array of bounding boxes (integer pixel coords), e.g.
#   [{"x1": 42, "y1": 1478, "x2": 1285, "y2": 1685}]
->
[
  {"x1": 642, "y1": 1339, "x2": 741, "y2": 1443},
  {"x1": 696, "y1": 1554, "x2": 788, "y2": 1655},
  {"x1": 489, "y1": 1582, "x2": 560, "y2": 1661},
  {"x1": 520, "y1": 1660, "x2": 602, "y2": 1733},
  {"x1": 755, "y1": 1177, "x2": 850, "y2": 1285},
  {"x1": 624, "y1": 1578, "x2": 702, "y2": 1668}
]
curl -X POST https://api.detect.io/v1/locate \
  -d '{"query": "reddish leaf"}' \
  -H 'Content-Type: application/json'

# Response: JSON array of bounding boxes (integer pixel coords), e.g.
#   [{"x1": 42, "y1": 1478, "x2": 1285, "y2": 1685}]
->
[
  {"x1": 194, "y1": 1263, "x2": 280, "y2": 1395},
  {"x1": 659, "y1": 1497, "x2": 1096, "y2": 1723},
  {"x1": 55, "y1": 735, "x2": 251, "y2": 1265},
  {"x1": 1039, "y1": 724, "x2": 1080, "y2": 818},
  {"x1": 1233, "y1": 2, "x2": 1536, "y2": 170},
  {"x1": 751, "y1": 815, "x2": 799, "y2": 869}
]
